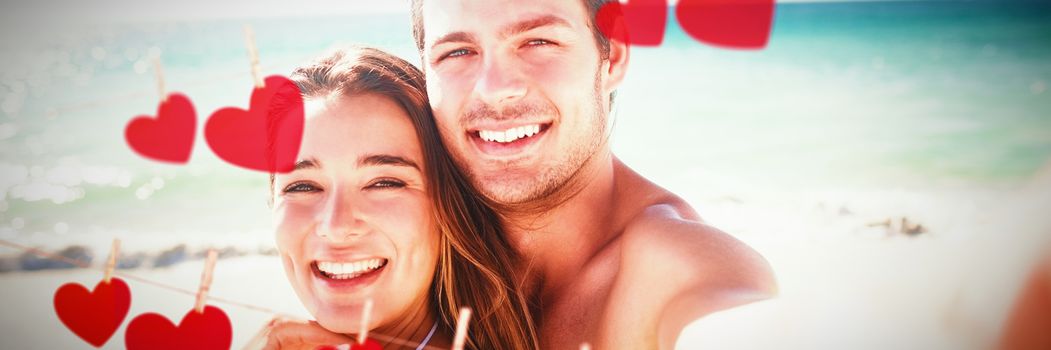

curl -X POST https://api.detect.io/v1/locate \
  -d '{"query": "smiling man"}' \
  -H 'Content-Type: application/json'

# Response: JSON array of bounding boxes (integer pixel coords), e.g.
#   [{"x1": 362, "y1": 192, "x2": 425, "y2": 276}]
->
[{"x1": 411, "y1": 0, "x2": 777, "y2": 348}]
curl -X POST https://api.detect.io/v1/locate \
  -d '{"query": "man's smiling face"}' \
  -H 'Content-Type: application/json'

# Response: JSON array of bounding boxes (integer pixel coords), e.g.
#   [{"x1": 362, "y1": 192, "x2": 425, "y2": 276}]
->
[{"x1": 418, "y1": 0, "x2": 623, "y2": 204}]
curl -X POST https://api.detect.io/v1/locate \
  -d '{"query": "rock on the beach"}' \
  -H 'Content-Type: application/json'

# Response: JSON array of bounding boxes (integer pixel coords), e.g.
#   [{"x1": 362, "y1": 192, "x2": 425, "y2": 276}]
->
[
  {"x1": 117, "y1": 252, "x2": 149, "y2": 269},
  {"x1": 153, "y1": 244, "x2": 187, "y2": 268},
  {"x1": 0, "y1": 255, "x2": 17, "y2": 272},
  {"x1": 19, "y1": 246, "x2": 92, "y2": 271},
  {"x1": 257, "y1": 246, "x2": 278, "y2": 256},
  {"x1": 192, "y1": 246, "x2": 244, "y2": 260}
]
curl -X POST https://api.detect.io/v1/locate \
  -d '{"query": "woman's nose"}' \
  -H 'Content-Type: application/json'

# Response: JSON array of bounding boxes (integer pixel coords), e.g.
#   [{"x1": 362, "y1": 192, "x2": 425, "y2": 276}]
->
[{"x1": 315, "y1": 190, "x2": 366, "y2": 241}]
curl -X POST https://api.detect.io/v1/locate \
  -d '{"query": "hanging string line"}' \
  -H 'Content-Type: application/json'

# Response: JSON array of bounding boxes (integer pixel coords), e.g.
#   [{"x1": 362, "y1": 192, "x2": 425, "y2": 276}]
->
[{"x1": 0, "y1": 238, "x2": 447, "y2": 350}]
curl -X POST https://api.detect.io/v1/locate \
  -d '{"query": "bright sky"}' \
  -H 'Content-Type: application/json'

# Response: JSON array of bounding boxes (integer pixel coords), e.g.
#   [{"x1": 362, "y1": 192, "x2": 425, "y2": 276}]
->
[
  {"x1": 0, "y1": 0, "x2": 945, "y2": 23},
  {"x1": 1, "y1": 0, "x2": 410, "y2": 23}
]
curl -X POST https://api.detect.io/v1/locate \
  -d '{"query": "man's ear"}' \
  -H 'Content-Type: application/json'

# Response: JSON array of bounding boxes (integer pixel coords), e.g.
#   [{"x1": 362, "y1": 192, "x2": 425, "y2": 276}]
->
[{"x1": 603, "y1": 35, "x2": 630, "y2": 95}]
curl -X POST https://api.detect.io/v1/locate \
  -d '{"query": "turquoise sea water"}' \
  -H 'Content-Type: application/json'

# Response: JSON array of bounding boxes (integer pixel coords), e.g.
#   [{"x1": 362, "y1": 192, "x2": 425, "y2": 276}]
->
[
  {"x1": 0, "y1": 1, "x2": 1048, "y2": 241},
  {"x1": 620, "y1": 1, "x2": 1051, "y2": 189}
]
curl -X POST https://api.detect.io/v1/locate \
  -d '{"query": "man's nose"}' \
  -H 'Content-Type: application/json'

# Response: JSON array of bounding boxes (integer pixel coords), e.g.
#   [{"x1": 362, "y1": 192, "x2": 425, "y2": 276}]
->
[
  {"x1": 315, "y1": 189, "x2": 366, "y2": 242},
  {"x1": 474, "y1": 54, "x2": 527, "y2": 107}
]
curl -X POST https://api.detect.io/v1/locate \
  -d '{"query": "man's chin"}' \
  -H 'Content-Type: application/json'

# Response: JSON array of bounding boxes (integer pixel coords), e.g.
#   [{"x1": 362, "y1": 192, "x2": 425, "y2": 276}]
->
[{"x1": 474, "y1": 174, "x2": 556, "y2": 205}]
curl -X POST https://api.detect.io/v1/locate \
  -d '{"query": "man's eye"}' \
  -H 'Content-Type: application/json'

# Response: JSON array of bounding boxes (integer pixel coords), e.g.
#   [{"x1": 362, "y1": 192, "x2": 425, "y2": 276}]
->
[
  {"x1": 283, "y1": 182, "x2": 320, "y2": 193},
  {"x1": 442, "y1": 48, "x2": 472, "y2": 60},
  {"x1": 367, "y1": 179, "x2": 406, "y2": 190},
  {"x1": 526, "y1": 39, "x2": 553, "y2": 47}
]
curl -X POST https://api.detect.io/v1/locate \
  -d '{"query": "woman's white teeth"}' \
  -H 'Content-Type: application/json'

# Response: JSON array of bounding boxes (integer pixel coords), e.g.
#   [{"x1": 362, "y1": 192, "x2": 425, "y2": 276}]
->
[
  {"x1": 479, "y1": 124, "x2": 541, "y2": 143},
  {"x1": 317, "y1": 259, "x2": 385, "y2": 279}
]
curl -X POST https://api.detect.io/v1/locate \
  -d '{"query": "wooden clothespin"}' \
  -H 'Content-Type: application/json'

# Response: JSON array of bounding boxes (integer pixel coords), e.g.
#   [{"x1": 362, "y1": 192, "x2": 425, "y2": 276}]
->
[
  {"x1": 243, "y1": 25, "x2": 265, "y2": 88},
  {"x1": 358, "y1": 298, "x2": 373, "y2": 345},
  {"x1": 153, "y1": 56, "x2": 166, "y2": 102},
  {"x1": 103, "y1": 239, "x2": 120, "y2": 283},
  {"x1": 451, "y1": 307, "x2": 472, "y2": 350},
  {"x1": 194, "y1": 249, "x2": 218, "y2": 314}
]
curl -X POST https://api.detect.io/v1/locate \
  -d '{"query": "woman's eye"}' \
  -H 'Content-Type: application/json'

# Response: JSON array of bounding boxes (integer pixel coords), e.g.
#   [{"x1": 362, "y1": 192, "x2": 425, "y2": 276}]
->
[
  {"x1": 282, "y1": 182, "x2": 320, "y2": 193},
  {"x1": 367, "y1": 179, "x2": 406, "y2": 190}
]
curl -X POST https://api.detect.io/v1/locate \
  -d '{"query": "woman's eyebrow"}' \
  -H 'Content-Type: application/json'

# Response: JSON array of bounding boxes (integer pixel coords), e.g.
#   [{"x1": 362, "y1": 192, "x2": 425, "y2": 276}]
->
[
  {"x1": 293, "y1": 158, "x2": 320, "y2": 171},
  {"x1": 358, "y1": 154, "x2": 420, "y2": 170}
]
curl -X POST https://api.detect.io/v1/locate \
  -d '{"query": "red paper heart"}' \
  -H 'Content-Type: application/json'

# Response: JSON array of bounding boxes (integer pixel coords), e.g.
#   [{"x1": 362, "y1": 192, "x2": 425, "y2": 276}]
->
[
  {"x1": 597, "y1": 0, "x2": 669, "y2": 46},
  {"x1": 205, "y1": 76, "x2": 304, "y2": 173},
  {"x1": 676, "y1": 0, "x2": 775, "y2": 49},
  {"x1": 53, "y1": 278, "x2": 132, "y2": 347},
  {"x1": 125, "y1": 305, "x2": 233, "y2": 350},
  {"x1": 125, "y1": 93, "x2": 197, "y2": 164},
  {"x1": 315, "y1": 339, "x2": 384, "y2": 350}
]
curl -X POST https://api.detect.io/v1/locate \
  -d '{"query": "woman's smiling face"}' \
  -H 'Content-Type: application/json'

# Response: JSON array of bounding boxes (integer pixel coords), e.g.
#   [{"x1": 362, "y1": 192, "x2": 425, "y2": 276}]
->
[{"x1": 272, "y1": 92, "x2": 438, "y2": 333}]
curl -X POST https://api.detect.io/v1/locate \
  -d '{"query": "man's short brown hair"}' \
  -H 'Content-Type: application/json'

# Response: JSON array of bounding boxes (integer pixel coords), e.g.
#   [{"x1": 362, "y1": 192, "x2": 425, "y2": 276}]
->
[{"x1": 410, "y1": 0, "x2": 614, "y2": 60}]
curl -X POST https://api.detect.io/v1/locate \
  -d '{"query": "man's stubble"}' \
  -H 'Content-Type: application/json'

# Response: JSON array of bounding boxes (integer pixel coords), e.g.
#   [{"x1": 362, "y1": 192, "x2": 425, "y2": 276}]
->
[{"x1": 453, "y1": 66, "x2": 609, "y2": 208}]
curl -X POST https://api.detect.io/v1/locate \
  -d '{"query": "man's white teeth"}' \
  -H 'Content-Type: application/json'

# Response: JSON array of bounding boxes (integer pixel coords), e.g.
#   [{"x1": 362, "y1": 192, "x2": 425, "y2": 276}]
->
[
  {"x1": 478, "y1": 124, "x2": 541, "y2": 143},
  {"x1": 317, "y1": 259, "x2": 385, "y2": 279}
]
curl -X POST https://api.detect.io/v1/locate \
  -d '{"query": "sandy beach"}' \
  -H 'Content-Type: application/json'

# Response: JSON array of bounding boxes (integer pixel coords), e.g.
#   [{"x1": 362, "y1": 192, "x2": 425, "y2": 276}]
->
[
  {"x1": 2, "y1": 181, "x2": 1049, "y2": 349},
  {"x1": 676, "y1": 181, "x2": 1051, "y2": 349}
]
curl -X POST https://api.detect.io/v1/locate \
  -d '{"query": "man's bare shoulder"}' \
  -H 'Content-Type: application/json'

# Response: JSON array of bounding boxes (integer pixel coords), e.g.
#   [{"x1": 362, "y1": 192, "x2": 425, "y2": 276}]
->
[
  {"x1": 619, "y1": 201, "x2": 776, "y2": 296},
  {"x1": 611, "y1": 196, "x2": 777, "y2": 347},
  {"x1": 607, "y1": 161, "x2": 777, "y2": 341},
  {"x1": 588, "y1": 160, "x2": 777, "y2": 347},
  {"x1": 610, "y1": 159, "x2": 774, "y2": 294}
]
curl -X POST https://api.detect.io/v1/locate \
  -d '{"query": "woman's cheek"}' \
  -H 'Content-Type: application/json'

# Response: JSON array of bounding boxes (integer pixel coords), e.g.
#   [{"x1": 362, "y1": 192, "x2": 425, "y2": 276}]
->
[
  {"x1": 368, "y1": 192, "x2": 437, "y2": 261},
  {"x1": 273, "y1": 203, "x2": 315, "y2": 256},
  {"x1": 365, "y1": 191, "x2": 427, "y2": 228}
]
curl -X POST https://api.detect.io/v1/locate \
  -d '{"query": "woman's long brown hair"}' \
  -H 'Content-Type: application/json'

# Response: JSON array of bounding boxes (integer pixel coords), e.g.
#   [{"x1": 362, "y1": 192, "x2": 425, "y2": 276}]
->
[{"x1": 278, "y1": 47, "x2": 539, "y2": 350}]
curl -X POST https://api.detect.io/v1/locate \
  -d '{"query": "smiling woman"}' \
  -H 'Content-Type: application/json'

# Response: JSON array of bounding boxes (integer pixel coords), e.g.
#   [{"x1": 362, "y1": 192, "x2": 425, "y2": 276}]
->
[
  {"x1": 274, "y1": 91, "x2": 435, "y2": 339},
  {"x1": 266, "y1": 47, "x2": 539, "y2": 349}
]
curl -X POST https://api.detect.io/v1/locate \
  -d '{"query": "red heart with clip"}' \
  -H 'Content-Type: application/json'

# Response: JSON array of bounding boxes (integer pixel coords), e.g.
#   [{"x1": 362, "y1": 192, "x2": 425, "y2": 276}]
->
[
  {"x1": 124, "y1": 93, "x2": 196, "y2": 164},
  {"x1": 205, "y1": 75, "x2": 304, "y2": 173},
  {"x1": 53, "y1": 278, "x2": 132, "y2": 347},
  {"x1": 597, "y1": 0, "x2": 669, "y2": 46},
  {"x1": 125, "y1": 305, "x2": 233, "y2": 350},
  {"x1": 676, "y1": 0, "x2": 775, "y2": 49}
]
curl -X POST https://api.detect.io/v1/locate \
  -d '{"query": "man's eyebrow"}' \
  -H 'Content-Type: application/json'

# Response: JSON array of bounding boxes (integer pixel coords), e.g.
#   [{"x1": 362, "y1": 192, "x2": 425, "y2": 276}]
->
[
  {"x1": 293, "y1": 158, "x2": 320, "y2": 171},
  {"x1": 358, "y1": 154, "x2": 420, "y2": 170},
  {"x1": 501, "y1": 15, "x2": 572, "y2": 38},
  {"x1": 432, "y1": 32, "x2": 478, "y2": 48},
  {"x1": 429, "y1": 15, "x2": 572, "y2": 49}
]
